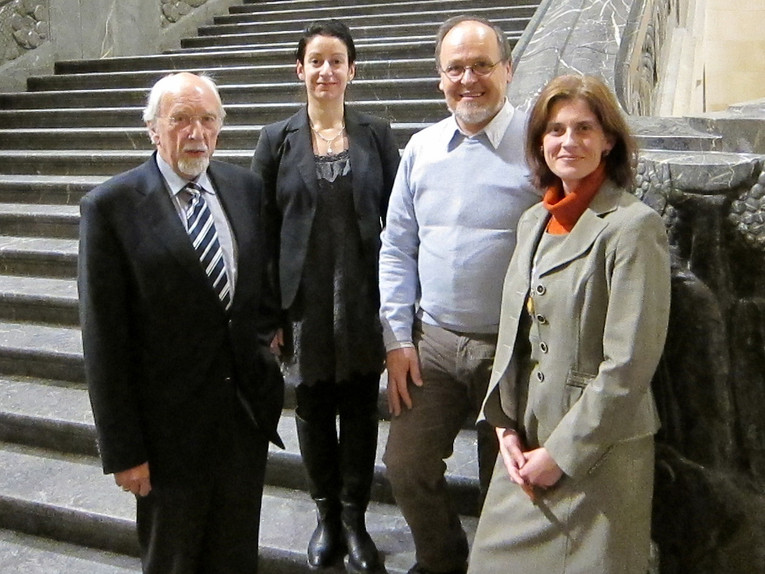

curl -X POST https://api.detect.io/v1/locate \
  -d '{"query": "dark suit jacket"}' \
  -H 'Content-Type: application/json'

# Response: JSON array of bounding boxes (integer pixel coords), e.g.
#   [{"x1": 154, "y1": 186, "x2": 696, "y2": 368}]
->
[
  {"x1": 78, "y1": 154, "x2": 284, "y2": 486},
  {"x1": 251, "y1": 107, "x2": 401, "y2": 310}
]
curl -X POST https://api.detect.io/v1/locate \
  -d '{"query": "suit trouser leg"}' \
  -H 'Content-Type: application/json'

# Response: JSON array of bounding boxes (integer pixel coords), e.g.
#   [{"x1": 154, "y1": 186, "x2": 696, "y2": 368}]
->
[
  {"x1": 383, "y1": 322, "x2": 498, "y2": 573},
  {"x1": 136, "y1": 406, "x2": 269, "y2": 574}
]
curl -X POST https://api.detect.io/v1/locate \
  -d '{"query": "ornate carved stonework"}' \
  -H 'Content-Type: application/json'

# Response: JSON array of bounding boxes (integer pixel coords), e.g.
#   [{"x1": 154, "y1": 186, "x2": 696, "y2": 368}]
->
[
  {"x1": 0, "y1": 0, "x2": 48, "y2": 65},
  {"x1": 637, "y1": 151, "x2": 765, "y2": 573},
  {"x1": 161, "y1": 0, "x2": 208, "y2": 26},
  {"x1": 730, "y1": 170, "x2": 765, "y2": 251},
  {"x1": 624, "y1": 0, "x2": 680, "y2": 116}
]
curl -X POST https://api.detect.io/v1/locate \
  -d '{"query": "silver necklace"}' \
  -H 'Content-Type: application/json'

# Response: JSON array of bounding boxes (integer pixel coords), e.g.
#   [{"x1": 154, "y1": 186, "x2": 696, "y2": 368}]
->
[{"x1": 311, "y1": 122, "x2": 345, "y2": 154}]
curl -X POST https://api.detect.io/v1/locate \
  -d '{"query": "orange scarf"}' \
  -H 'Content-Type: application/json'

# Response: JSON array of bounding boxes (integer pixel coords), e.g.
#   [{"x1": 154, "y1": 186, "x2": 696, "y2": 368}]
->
[{"x1": 542, "y1": 162, "x2": 607, "y2": 234}]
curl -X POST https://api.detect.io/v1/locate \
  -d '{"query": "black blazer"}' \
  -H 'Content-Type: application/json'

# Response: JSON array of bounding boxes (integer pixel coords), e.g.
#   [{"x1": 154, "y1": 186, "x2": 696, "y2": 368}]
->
[
  {"x1": 251, "y1": 107, "x2": 401, "y2": 310},
  {"x1": 78, "y1": 155, "x2": 284, "y2": 485}
]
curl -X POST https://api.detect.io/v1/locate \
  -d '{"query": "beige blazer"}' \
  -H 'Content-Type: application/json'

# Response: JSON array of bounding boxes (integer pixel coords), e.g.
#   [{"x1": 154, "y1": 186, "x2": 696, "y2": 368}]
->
[{"x1": 480, "y1": 180, "x2": 671, "y2": 480}]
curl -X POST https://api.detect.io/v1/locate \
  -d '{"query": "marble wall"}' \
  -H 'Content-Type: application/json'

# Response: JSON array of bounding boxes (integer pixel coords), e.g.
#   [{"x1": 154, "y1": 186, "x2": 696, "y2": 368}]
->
[
  {"x1": 703, "y1": 0, "x2": 765, "y2": 112},
  {"x1": 0, "y1": 0, "x2": 240, "y2": 91}
]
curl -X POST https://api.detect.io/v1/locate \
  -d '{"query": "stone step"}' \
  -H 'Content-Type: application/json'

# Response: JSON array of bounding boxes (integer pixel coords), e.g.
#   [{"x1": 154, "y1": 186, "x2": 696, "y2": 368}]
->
[
  {"x1": 53, "y1": 43, "x2": 436, "y2": 76},
  {"x1": 0, "y1": 78, "x2": 441, "y2": 108},
  {"x1": 185, "y1": 20, "x2": 525, "y2": 49},
  {"x1": 0, "y1": 443, "x2": 477, "y2": 572},
  {"x1": 0, "y1": 320, "x2": 82, "y2": 382},
  {"x1": 0, "y1": 149, "x2": 238, "y2": 176},
  {"x1": 0, "y1": 276, "x2": 79, "y2": 325},
  {"x1": 0, "y1": 99, "x2": 445, "y2": 129},
  {"x1": 0, "y1": 236, "x2": 78, "y2": 278},
  {"x1": 28, "y1": 59, "x2": 434, "y2": 91},
  {"x1": 230, "y1": 0, "x2": 531, "y2": 18},
  {"x1": 0, "y1": 123, "x2": 424, "y2": 152},
  {"x1": 0, "y1": 175, "x2": 102, "y2": 205},
  {"x1": 630, "y1": 117, "x2": 724, "y2": 152},
  {"x1": 686, "y1": 98, "x2": 765, "y2": 154},
  {"x1": 213, "y1": 3, "x2": 535, "y2": 27},
  {"x1": 194, "y1": 17, "x2": 527, "y2": 39},
  {"x1": 0, "y1": 204, "x2": 79, "y2": 239},
  {"x1": 203, "y1": 13, "x2": 529, "y2": 35},
  {"x1": 0, "y1": 376, "x2": 91, "y2": 456},
  {"x1": 0, "y1": 529, "x2": 141, "y2": 573},
  {"x1": 0, "y1": 128, "x2": 155, "y2": 152},
  {"x1": 0, "y1": 375, "x2": 481, "y2": 514}
]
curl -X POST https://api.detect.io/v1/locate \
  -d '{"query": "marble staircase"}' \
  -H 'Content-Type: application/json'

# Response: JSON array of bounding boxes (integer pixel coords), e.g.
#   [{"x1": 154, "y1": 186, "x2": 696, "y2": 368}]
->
[{"x1": 0, "y1": 1, "x2": 538, "y2": 571}]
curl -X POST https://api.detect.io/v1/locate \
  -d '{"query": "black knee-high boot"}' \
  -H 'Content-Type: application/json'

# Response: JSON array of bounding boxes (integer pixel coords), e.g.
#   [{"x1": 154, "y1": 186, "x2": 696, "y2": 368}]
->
[
  {"x1": 295, "y1": 394, "x2": 345, "y2": 569},
  {"x1": 338, "y1": 375, "x2": 381, "y2": 573}
]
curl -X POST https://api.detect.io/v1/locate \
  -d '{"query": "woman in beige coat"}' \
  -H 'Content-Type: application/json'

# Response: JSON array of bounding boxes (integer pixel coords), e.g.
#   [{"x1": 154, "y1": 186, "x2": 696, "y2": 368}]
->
[{"x1": 468, "y1": 75, "x2": 671, "y2": 574}]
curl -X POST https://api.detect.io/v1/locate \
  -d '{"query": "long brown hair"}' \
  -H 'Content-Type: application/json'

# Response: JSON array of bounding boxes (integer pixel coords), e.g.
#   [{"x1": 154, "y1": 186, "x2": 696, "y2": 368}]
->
[{"x1": 526, "y1": 74, "x2": 637, "y2": 190}]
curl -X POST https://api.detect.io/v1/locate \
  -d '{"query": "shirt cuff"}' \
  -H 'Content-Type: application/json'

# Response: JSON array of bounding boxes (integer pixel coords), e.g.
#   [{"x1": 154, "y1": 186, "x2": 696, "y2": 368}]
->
[{"x1": 386, "y1": 341, "x2": 415, "y2": 352}]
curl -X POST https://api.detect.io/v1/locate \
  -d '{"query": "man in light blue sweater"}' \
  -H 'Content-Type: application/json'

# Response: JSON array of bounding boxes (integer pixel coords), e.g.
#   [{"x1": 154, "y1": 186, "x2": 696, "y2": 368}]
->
[{"x1": 379, "y1": 16, "x2": 541, "y2": 574}]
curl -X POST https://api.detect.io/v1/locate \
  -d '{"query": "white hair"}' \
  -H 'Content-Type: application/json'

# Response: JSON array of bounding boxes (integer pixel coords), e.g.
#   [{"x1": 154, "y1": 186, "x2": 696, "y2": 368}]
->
[{"x1": 142, "y1": 72, "x2": 227, "y2": 124}]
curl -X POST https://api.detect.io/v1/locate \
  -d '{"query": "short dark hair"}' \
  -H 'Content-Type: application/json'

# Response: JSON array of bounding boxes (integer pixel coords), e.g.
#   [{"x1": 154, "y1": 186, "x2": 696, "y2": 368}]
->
[
  {"x1": 525, "y1": 74, "x2": 638, "y2": 190},
  {"x1": 434, "y1": 16, "x2": 511, "y2": 68},
  {"x1": 295, "y1": 19, "x2": 356, "y2": 64}
]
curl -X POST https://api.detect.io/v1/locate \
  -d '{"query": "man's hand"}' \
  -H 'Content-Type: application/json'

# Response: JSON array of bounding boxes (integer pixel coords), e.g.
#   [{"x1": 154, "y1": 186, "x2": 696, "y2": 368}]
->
[
  {"x1": 114, "y1": 462, "x2": 151, "y2": 497},
  {"x1": 269, "y1": 328, "x2": 284, "y2": 356},
  {"x1": 385, "y1": 347, "x2": 423, "y2": 416}
]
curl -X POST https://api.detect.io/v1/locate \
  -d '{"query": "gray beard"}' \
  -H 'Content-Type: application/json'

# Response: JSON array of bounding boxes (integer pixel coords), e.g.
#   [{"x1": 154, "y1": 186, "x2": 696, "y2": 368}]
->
[
  {"x1": 452, "y1": 100, "x2": 501, "y2": 129},
  {"x1": 178, "y1": 156, "x2": 209, "y2": 178}
]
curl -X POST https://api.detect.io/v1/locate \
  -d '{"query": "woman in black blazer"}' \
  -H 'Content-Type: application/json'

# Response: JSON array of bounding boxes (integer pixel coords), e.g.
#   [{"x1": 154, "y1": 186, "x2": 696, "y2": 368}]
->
[{"x1": 251, "y1": 20, "x2": 400, "y2": 573}]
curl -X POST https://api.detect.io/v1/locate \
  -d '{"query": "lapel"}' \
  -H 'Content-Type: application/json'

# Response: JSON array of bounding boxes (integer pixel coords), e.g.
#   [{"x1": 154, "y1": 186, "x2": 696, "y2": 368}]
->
[
  {"x1": 135, "y1": 158, "x2": 210, "y2": 287},
  {"x1": 535, "y1": 181, "x2": 622, "y2": 277},
  {"x1": 345, "y1": 108, "x2": 372, "y2": 215},
  {"x1": 285, "y1": 109, "x2": 320, "y2": 203},
  {"x1": 515, "y1": 204, "x2": 549, "y2": 283}
]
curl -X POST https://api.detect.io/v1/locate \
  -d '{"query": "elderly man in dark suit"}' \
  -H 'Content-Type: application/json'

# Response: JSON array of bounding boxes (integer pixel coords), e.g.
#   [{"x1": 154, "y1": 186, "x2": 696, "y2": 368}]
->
[{"x1": 78, "y1": 71, "x2": 284, "y2": 574}]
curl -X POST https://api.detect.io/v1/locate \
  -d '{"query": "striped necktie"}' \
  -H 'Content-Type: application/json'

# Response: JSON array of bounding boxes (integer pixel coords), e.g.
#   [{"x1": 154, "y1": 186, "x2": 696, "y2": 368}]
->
[{"x1": 184, "y1": 181, "x2": 232, "y2": 311}]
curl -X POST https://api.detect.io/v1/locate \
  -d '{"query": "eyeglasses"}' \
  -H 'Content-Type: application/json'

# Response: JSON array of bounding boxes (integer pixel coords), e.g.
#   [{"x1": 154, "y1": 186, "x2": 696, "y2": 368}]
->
[
  {"x1": 439, "y1": 61, "x2": 501, "y2": 81},
  {"x1": 159, "y1": 114, "x2": 221, "y2": 129}
]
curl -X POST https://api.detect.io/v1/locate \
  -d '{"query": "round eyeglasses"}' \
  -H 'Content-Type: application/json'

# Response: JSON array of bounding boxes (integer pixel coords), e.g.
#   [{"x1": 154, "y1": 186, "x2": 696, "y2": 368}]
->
[{"x1": 439, "y1": 61, "x2": 501, "y2": 81}]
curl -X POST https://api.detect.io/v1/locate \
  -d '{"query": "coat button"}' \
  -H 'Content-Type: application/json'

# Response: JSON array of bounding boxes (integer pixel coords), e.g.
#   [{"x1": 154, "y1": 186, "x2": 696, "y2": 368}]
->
[
  {"x1": 535, "y1": 284, "x2": 546, "y2": 295},
  {"x1": 536, "y1": 314, "x2": 547, "y2": 324},
  {"x1": 536, "y1": 371, "x2": 545, "y2": 382},
  {"x1": 540, "y1": 342, "x2": 549, "y2": 353}
]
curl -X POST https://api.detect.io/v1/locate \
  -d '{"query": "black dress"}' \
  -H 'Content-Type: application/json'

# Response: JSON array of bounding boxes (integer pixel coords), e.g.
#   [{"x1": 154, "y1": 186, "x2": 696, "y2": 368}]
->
[{"x1": 280, "y1": 150, "x2": 385, "y2": 386}]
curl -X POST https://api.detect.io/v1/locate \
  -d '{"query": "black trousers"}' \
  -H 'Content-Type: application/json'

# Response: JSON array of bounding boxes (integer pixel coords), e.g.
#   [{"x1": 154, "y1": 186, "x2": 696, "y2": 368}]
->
[
  {"x1": 295, "y1": 374, "x2": 380, "y2": 505},
  {"x1": 136, "y1": 405, "x2": 269, "y2": 574}
]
